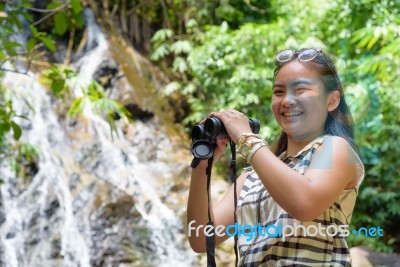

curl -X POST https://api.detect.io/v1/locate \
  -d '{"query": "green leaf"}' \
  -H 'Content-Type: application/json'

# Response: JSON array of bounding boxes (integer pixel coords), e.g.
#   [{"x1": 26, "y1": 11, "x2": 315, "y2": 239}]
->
[
  {"x1": 185, "y1": 18, "x2": 198, "y2": 29},
  {"x1": 51, "y1": 79, "x2": 65, "y2": 94},
  {"x1": 27, "y1": 37, "x2": 37, "y2": 52},
  {"x1": 151, "y1": 29, "x2": 174, "y2": 43},
  {"x1": 38, "y1": 36, "x2": 56, "y2": 52},
  {"x1": 54, "y1": 12, "x2": 68, "y2": 35},
  {"x1": 87, "y1": 82, "x2": 105, "y2": 100},
  {"x1": 10, "y1": 13, "x2": 22, "y2": 29},
  {"x1": 151, "y1": 44, "x2": 170, "y2": 61},
  {"x1": 388, "y1": 204, "x2": 400, "y2": 216},
  {"x1": 0, "y1": 122, "x2": 11, "y2": 133},
  {"x1": 21, "y1": 12, "x2": 33, "y2": 23},
  {"x1": 46, "y1": 2, "x2": 62, "y2": 10},
  {"x1": 2, "y1": 41, "x2": 21, "y2": 50},
  {"x1": 70, "y1": 0, "x2": 83, "y2": 14},
  {"x1": 67, "y1": 97, "x2": 84, "y2": 116},
  {"x1": 164, "y1": 81, "x2": 181, "y2": 95},
  {"x1": 10, "y1": 121, "x2": 21, "y2": 140},
  {"x1": 366, "y1": 35, "x2": 380, "y2": 50},
  {"x1": 170, "y1": 40, "x2": 193, "y2": 54},
  {"x1": 0, "y1": 50, "x2": 6, "y2": 61},
  {"x1": 64, "y1": 68, "x2": 77, "y2": 78},
  {"x1": 172, "y1": 57, "x2": 188, "y2": 73},
  {"x1": 72, "y1": 13, "x2": 84, "y2": 28},
  {"x1": 29, "y1": 25, "x2": 39, "y2": 37},
  {"x1": 21, "y1": 0, "x2": 32, "y2": 8}
]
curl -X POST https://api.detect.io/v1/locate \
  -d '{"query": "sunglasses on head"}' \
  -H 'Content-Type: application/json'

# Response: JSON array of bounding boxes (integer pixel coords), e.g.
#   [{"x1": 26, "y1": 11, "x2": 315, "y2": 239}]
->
[{"x1": 275, "y1": 48, "x2": 340, "y2": 86}]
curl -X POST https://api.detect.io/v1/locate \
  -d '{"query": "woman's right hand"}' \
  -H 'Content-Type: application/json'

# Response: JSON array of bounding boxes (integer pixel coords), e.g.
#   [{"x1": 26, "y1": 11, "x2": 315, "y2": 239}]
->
[{"x1": 213, "y1": 135, "x2": 230, "y2": 161}]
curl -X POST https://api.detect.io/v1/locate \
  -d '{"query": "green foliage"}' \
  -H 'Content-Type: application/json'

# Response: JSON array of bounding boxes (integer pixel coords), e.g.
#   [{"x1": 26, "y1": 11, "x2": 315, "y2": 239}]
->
[
  {"x1": 0, "y1": 100, "x2": 22, "y2": 142},
  {"x1": 9, "y1": 143, "x2": 39, "y2": 181},
  {"x1": 0, "y1": 84, "x2": 30, "y2": 183},
  {"x1": 185, "y1": 23, "x2": 280, "y2": 128},
  {"x1": 29, "y1": 25, "x2": 56, "y2": 52},
  {"x1": 150, "y1": 29, "x2": 175, "y2": 61},
  {"x1": 149, "y1": 0, "x2": 400, "y2": 252},
  {"x1": 67, "y1": 81, "x2": 133, "y2": 137},
  {"x1": 0, "y1": 1, "x2": 51, "y2": 65},
  {"x1": 42, "y1": 65, "x2": 76, "y2": 97},
  {"x1": 0, "y1": 0, "x2": 85, "y2": 67},
  {"x1": 46, "y1": 0, "x2": 84, "y2": 36},
  {"x1": 320, "y1": 0, "x2": 400, "y2": 252},
  {"x1": 0, "y1": 83, "x2": 29, "y2": 146},
  {"x1": 41, "y1": 65, "x2": 133, "y2": 137}
]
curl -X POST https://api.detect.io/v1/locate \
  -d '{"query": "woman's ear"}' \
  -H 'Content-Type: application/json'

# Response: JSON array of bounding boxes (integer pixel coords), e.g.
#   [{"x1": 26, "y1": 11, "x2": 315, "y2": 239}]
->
[{"x1": 328, "y1": 90, "x2": 340, "y2": 112}]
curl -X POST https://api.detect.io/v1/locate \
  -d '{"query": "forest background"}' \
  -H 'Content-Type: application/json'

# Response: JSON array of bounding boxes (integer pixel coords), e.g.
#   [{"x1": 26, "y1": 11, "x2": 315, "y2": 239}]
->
[{"x1": 0, "y1": 0, "x2": 399, "y2": 256}]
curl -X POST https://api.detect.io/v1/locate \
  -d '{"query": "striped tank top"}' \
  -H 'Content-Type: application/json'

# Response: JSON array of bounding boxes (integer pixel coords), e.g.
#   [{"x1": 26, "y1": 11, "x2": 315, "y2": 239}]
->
[{"x1": 236, "y1": 135, "x2": 365, "y2": 266}]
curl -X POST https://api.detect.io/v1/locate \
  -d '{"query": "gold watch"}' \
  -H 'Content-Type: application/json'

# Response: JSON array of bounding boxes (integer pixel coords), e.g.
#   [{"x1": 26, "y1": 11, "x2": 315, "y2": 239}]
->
[{"x1": 237, "y1": 138, "x2": 264, "y2": 157}]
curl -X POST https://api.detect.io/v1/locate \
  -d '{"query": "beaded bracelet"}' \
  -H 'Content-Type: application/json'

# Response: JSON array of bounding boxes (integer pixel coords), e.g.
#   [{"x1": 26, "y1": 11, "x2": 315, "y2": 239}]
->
[
  {"x1": 236, "y1": 133, "x2": 261, "y2": 154},
  {"x1": 246, "y1": 141, "x2": 268, "y2": 163}
]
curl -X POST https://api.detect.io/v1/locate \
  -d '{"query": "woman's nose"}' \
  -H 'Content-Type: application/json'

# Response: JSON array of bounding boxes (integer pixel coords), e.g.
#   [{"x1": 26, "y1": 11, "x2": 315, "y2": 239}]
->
[{"x1": 282, "y1": 93, "x2": 296, "y2": 107}]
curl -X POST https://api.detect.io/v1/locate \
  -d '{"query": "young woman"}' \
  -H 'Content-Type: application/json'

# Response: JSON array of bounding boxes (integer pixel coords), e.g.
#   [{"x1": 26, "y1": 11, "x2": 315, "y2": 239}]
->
[{"x1": 187, "y1": 48, "x2": 364, "y2": 266}]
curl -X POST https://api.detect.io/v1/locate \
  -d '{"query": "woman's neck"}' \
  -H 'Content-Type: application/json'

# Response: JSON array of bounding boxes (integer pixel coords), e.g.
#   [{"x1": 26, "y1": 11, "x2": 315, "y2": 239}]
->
[{"x1": 286, "y1": 131, "x2": 324, "y2": 157}]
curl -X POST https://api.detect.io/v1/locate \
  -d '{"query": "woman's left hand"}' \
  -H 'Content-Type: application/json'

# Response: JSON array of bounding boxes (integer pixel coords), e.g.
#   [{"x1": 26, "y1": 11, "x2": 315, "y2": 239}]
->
[{"x1": 209, "y1": 110, "x2": 253, "y2": 144}]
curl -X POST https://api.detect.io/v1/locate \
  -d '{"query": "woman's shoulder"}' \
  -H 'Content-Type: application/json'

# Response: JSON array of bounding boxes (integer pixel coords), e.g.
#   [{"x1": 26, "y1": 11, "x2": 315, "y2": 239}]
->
[
  {"x1": 321, "y1": 135, "x2": 362, "y2": 163},
  {"x1": 317, "y1": 135, "x2": 364, "y2": 189},
  {"x1": 313, "y1": 135, "x2": 362, "y2": 166}
]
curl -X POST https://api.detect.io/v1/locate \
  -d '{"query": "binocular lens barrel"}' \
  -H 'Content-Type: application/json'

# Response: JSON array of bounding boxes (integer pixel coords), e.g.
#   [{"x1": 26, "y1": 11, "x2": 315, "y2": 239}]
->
[
  {"x1": 204, "y1": 117, "x2": 260, "y2": 139},
  {"x1": 191, "y1": 124, "x2": 206, "y2": 142},
  {"x1": 204, "y1": 117, "x2": 227, "y2": 138},
  {"x1": 249, "y1": 118, "x2": 260, "y2": 135}
]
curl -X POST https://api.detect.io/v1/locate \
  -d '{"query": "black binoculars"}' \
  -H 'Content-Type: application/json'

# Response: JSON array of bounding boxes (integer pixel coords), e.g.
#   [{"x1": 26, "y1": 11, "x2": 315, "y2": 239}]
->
[{"x1": 190, "y1": 117, "x2": 260, "y2": 167}]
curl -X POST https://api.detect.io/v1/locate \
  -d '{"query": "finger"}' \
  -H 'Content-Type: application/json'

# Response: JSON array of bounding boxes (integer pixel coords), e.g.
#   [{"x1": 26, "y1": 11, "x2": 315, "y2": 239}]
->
[
  {"x1": 217, "y1": 136, "x2": 230, "y2": 144},
  {"x1": 208, "y1": 111, "x2": 218, "y2": 118}
]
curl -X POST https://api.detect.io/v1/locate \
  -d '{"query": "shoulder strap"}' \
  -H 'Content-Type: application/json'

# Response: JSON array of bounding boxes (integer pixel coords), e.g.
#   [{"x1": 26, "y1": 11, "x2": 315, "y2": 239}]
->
[
  {"x1": 206, "y1": 157, "x2": 216, "y2": 267},
  {"x1": 230, "y1": 141, "x2": 239, "y2": 267}
]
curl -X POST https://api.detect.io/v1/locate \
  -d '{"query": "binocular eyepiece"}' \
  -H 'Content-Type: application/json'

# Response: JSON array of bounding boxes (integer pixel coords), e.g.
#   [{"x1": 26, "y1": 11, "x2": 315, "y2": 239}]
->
[{"x1": 190, "y1": 117, "x2": 260, "y2": 167}]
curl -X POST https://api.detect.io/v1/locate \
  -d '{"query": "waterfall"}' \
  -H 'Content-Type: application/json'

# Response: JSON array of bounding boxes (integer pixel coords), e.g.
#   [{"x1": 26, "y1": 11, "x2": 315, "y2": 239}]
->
[{"x1": 0, "y1": 9, "x2": 196, "y2": 267}]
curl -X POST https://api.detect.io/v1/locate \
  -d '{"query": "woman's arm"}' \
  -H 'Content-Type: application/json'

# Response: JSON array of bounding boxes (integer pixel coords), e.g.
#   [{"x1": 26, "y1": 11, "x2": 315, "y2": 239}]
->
[
  {"x1": 209, "y1": 110, "x2": 360, "y2": 222},
  {"x1": 186, "y1": 142, "x2": 248, "y2": 252},
  {"x1": 249, "y1": 135, "x2": 359, "y2": 221}
]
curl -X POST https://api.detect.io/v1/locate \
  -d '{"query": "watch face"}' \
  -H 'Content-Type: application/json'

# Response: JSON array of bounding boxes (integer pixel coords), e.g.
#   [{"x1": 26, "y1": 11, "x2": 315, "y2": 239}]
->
[{"x1": 240, "y1": 144, "x2": 250, "y2": 155}]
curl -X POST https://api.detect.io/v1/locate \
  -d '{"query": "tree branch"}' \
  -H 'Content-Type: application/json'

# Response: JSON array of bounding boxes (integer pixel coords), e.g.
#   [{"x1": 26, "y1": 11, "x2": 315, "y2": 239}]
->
[
  {"x1": 63, "y1": 28, "x2": 75, "y2": 65},
  {"x1": 243, "y1": 0, "x2": 268, "y2": 14},
  {"x1": 0, "y1": 67, "x2": 30, "y2": 75},
  {"x1": 31, "y1": 3, "x2": 69, "y2": 26},
  {"x1": 159, "y1": 0, "x2": 172, "y2": 29}
]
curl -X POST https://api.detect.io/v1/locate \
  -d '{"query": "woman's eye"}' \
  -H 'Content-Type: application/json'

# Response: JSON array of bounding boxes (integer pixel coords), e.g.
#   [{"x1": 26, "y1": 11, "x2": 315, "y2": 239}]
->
[
  {"x1": 295, "y1": 87, "x2": 307, "y2": 92},
  {"x1": 273, "y1": 90, "x2": 284, "y2": 96}
]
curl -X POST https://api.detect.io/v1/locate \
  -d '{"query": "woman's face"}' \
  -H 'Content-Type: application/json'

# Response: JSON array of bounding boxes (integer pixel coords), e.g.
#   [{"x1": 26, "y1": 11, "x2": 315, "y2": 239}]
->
[{"x1": 272, "y1": 60, "x2": 330, "y2": 141}]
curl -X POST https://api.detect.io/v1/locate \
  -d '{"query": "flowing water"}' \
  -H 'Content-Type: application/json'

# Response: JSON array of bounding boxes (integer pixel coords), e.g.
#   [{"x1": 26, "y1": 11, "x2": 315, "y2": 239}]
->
[{"x1": 0, "y1": 9, "x2": 196, "y2": 267}]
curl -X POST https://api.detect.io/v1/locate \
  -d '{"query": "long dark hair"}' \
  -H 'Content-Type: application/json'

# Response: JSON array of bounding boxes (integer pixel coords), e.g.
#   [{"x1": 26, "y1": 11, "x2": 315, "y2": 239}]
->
[{"x1": 272, "y1": 50, "x2": 358, "y2": 156}]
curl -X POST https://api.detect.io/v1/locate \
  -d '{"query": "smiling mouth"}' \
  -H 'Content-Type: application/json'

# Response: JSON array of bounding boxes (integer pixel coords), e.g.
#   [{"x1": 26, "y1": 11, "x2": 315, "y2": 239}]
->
[{"x1": 281, "y1": 111, "x2": 303, "y2": 117}]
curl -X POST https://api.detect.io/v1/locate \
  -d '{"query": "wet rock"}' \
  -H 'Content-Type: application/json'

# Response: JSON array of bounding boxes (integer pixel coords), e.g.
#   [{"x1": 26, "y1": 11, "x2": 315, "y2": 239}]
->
[
  {"x1": 0, "y1": 210, "x2": 6, "y2": 225},
  {"x1": 123, "y1": 102, "x2": 154, "y2": 122},
  {"x1": 93, "y1": 58, "x2": 119, "y2": 90},
  {"x1": 44, "y1": 200, "x2": 60, "y2": 218},
  {"x1": 6, "y1": 232, "x2": 16, "y2": 239},
  {"x1": 351, "y1": 246, "x2": 400, "y2": 267}
]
